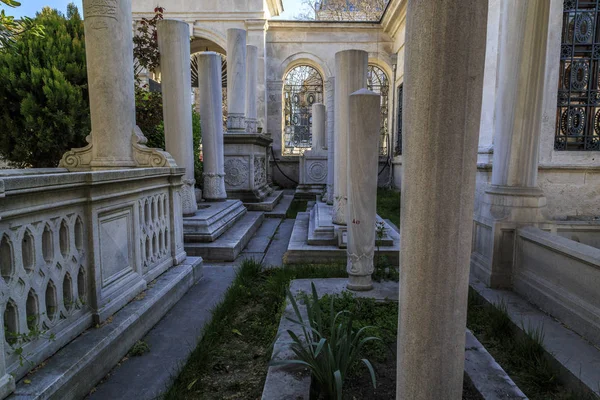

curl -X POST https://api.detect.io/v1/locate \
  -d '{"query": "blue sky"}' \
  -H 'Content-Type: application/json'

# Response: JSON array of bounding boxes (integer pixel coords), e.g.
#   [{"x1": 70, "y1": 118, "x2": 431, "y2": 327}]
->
[{"x1": 7, "y1": 0, "x2": 306, "y2": 19}]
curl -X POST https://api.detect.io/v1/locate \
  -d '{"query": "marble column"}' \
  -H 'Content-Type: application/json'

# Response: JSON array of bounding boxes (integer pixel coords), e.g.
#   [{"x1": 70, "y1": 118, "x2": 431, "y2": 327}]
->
[
  {"x1": 226, "y1": 29, "x2": 247, "y2": 132},
  {"x1": 332, "y1": 50, "x2": 368, "y2": 225},
  {"x1": 346, "y1": 89, "x2": 380, "y2": 291},
  {"x1": 83, "y1": 0, "x2": 137, "y2": 168},
  {"x1": 397, "y1": 0, "x2": 487, "y2": 399},
  {"x1": 157, "y1": 19, "x2": 197, "y2": 216},
  {"x1": 312, "y1": 103, "x2": 326, "y2": 152},
  {"x1": 246, "y1": 45, "x2": 258, "y2": 133},
  {"x1": 197, "y1": 52, "x2": 228, "y2": 201},
  {"x1": 325, "y1": 77, "x2": 335, "y2": 205},
  {"x1": 472, "y1": 0, "x2": 550, "y2": 288}
]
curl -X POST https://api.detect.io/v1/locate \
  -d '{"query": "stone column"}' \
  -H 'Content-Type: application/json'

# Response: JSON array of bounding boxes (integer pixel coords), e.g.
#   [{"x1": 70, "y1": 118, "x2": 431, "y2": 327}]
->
[
  {"x1": 346, "y1": 89, "x2": 380, "y2": 291},
  {"x1": 472, "y1": 0, "x2": 550, "y2": 288},
  {"x1": 197, "y1": 52, "x2": 228, "y2": 201},
  {"x1": 246, "y1": 45, "x2": 259, "y2": 133},
  {"x1": 83, "y1": 0, "x2": 137, "y2": 168},
  {"x1": 312, "y1": 103, "x2": 326, "y2": 152},
  {"x1": 332, "y1": 50, "x2": 368, "y2": 224},
  {"x1": 325, "y1": 77, "x2": 335, "y2": 205},
  {"x1": 398, "y1": 0, "x2": 487, "y2": 399},
  {"x1": 226, "y1": 29, "x2": 247, "y2": 132},
  {"x1": 157, "y1": 20, "x2": 197, "y2": 217}
]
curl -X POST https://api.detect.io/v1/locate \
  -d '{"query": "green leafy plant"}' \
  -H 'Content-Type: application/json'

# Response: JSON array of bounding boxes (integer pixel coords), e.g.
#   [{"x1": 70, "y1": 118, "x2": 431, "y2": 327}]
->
[
  {"x1": 0, "y1": 0, "x2": 44, "y2": 50},
  {"x1": 0, "y1": 4, "x2": 88, "y2": 167},
  {"x1": 129, "y1": 340, "x2": 150, "y2": 357},
  {"x1": 132, "y1": 6, "x2": 164, "y2": 76},
  {"x1": 5, "y1": 313, "x2": 56, "y2": 367},
  {"x1": 273, "y1": 283, "x2": 380, "y2": 400}
]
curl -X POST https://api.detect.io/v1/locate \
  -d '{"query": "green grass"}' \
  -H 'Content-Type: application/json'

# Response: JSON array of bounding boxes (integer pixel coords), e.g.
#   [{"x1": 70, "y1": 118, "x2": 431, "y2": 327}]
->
[
  {"x1": 467, "y1": 289, "x2": 599, "y2": 400},
  {"x1": 164, "y1": 260, "x2": 347, "y2": 400},
  {"x1": 376, "y1": 188, "x2": 400, "y2": 228},
  {"x1": 286, "y1": 199, "x2": 308, "y2": 219}
]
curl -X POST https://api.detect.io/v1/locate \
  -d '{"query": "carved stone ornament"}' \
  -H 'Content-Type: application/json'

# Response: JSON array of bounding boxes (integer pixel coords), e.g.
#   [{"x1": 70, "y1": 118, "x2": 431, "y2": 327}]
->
[
  {"x1": 59, "y1": 126, "x2": 177, "y2": 170},
  {"x1": 307, "y1": 161, "x2": 326, "y2": 182},
  {"x1": 254, "y1": 157, "x2": 266, "y2": 186},
  {"x1": 224, "y1": 158, "x2": 249, "y2": 187}
]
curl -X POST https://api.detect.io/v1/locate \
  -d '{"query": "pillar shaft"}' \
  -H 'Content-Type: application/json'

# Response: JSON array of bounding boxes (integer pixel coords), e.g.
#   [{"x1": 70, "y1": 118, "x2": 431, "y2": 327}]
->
[
  {"x1": 332, "y1": 50, "x2": 368, "y2": 225},
  {"x1": 246, "y1": 45, "x2": 258, "y2": 133},
  {"x1": 84, "y1": 0, "x2": 136, "y2": 168},
  {"x1": 311, "y1": 103, "x2": 326, "y2": 152},
  {"x1": 197, "y1": 52, "x2": 227, "y2": 201},
  {"x1": 397, "y1": 1, "x2": 487, "y2": 399},
  {"x1": 157, "y1": 20, "x2": 197, "y2": 216},
  {"x1": 346, "y1": 89, "x2": 380, "y2": 291},
  {"x1": 326, "y1": 77, "x2": 335, "y2": 205},
  {"x1": 226, "y1": 29, "x2": 247, "y2": 131},
  {"x1": 491, "y1": 0, "x2": 550, "y2": 189}
]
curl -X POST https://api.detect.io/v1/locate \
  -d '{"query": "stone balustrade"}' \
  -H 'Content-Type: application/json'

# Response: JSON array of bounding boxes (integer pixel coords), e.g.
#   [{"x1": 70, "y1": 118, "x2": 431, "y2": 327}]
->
[{"x1": 0, "y1": 168, "x2": 186, "y2": 387}]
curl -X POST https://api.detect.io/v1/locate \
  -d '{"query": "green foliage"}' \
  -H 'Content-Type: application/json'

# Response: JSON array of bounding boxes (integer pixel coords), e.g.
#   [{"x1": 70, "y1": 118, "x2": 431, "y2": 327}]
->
[
  {"x1": 376, "y1": 188, "x2": 400, "y2": 229},
  {"x1": 132, "y1": 6, "x2": 163, "y2": 75},
  {"x1": 129, "y1": 340, "x2": 150, "y2": 357},
  {"x1": 192, "y1": 107, "x2": 203, "y2": 184},
  {"x1": 0, "y1": 4, "x2": 88, "y2": 167},
  {"x1": 0, "y1": 0, "x2": 45, "y2": 50},
  {"x1": 273, "y1": 283, "x2": 381, "y2": 400}
]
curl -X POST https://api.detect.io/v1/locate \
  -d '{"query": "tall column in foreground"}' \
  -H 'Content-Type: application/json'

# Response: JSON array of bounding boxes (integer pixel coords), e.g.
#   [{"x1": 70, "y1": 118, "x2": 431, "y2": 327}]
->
[
  {"x1": 227, "y1": 29, "x2": 247, "y2": 132},
  {"x1": 157, "y1": 20, "x2": 198, "y2": 216},
  {"x1": 332, "y1": 50, "x2": 368, "y2": 225},
  {"x1": 325, "y1": 77, "x2": 335, "y2": 205},
  {"x1": 397, "y1": 0, "x2": 487, "y2": 399},
  {"x1": 246, "y1": 45, "x2": 259, "y2": 133},
  {"x1": 472, "y1": 0, "x2": 551, "y2": 288},
  {"x1": 346, "y1": 89, "x2": 380, "y2": 291},
  {"x1": 197, "y1": 52, "x2": 228, "y2": 201}
]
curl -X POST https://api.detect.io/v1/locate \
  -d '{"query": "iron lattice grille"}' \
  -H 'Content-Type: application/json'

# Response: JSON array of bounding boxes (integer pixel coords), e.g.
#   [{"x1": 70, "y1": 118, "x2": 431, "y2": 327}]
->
[
  {"x1": 367, "y1": 65, "x2": 390, "y2": 156},
  {"x1": 556, "y1": 0, "x2": 600, "y2": 151},
  {"x1": 395, "y1": 84, "x2": 403, "y2": 155},
  {"x1": 283, "y1": 65, "x2": 324, "y2": 156}
]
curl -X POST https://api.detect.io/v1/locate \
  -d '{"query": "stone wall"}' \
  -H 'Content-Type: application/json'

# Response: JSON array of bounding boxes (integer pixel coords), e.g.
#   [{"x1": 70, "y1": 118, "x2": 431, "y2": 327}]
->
[{"x1": 0, "y1": 168, "x2": 186, "y2": 382}]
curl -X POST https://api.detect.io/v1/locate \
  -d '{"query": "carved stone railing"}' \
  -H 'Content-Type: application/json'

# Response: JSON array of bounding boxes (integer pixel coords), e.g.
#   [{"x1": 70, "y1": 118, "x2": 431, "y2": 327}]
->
[{"x1": 0, "y1": 167, "x2": 186, "y2": 392}]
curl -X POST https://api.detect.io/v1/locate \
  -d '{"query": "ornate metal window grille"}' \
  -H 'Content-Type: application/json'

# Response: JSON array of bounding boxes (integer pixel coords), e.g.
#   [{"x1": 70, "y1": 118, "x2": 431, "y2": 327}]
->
[
  {"x1": 283, "y1": 65, "x2": 324, "y2": 156},
  {"x1": 395, "y1": 84, "x2": 403, "y2": 155},
  {"x1": 556, "y1": 0, "x2": 600, "y2": 151},
  {"x1": 367, "y1": 65, "x2": 390, "y2": 155}
]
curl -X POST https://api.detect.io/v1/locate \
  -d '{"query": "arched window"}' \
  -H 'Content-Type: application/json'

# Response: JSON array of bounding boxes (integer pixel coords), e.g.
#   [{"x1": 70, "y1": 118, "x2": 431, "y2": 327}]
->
[
  {"x1": 367, "y1": 65, "x2": 390, "y2": 155},
  {"x1": 283, "y1": 65, "x2": 324, "y2": 156}
]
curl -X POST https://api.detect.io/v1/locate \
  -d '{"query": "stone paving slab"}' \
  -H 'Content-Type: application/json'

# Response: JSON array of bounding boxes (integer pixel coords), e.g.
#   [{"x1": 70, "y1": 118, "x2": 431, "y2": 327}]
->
[
  {"x1": 471, "y1": 274, "x2": 600, "y2": 397},
  {"x1": 263, "y1": 219, "x2": 295, "y2": 268},
  {"x1": 87, "y1": 264, "x2": 237, "y2": 400},
  {"x1": 265, "y1": 194, "x2": 294, "y2": 219},
  {"x1": 242, "y1": 218, "x2": 282, "y2": 254}
]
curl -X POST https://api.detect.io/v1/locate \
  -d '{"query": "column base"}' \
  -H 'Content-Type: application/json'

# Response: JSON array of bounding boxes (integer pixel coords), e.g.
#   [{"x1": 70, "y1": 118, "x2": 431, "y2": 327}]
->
[
  {"x1": 471, "y1": 185, "x2": 548, "y2": 288},
  {"x1": 347, "y1": 275, "x2": 373, "y2": 291}
]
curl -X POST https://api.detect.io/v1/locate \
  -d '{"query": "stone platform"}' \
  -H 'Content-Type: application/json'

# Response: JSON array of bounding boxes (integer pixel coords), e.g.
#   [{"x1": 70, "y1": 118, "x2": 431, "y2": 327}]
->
[
  {"x1": 244, "y1": 189, "x2": 283, "y2": 212},
  {"x1": 284, "y1": 201, "x2": 400, "y2": 265},
  {"x1": 185, "y1": 211, "x2": 264, "y2": 261},
  {"x1": 183, "y1": 199, "x2": 246, "y2": 242}
]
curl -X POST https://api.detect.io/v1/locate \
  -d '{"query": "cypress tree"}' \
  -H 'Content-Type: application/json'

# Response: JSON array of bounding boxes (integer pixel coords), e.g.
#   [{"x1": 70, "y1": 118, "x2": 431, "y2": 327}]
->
[{"x1": 0, "y1": 4, "x2": 89, "y2": 168}]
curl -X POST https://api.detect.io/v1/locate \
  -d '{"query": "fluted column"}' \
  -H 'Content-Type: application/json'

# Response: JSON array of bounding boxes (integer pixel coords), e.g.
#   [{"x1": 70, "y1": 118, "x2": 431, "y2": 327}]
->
[
  {"x1": 346, "y1": 89, "x2": 380, "y2": 291},
  {"x1": 157, "y1": 19, "x2": 197, "y2": 216},
  {"x1": 197, "y1": 52, "x2": 227, "y2": 201},
  {"x1": 397, "y1": 0, "x2": 487, "y2": 398},
  {"x1": 226, "y1": 29, "x2": 247, "y2": 132},
  {"x1": 325, "y1": 77, "x2": 335, "y2": 205},
  {"x1": 332, "y1": 50, "x2": 368, "y2": 225},
  {"x1": 246, "y1": 45, "x2": 258, "y2": 133},
  {"x1": 84, "y1": 0, "x2": 137, "y2": 168}
]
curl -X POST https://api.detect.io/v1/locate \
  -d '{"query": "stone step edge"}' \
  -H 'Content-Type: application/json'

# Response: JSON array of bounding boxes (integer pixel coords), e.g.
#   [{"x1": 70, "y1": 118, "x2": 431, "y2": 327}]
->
[{"x1": 8, "y1": 257, "x2": 203, "y2": 400}]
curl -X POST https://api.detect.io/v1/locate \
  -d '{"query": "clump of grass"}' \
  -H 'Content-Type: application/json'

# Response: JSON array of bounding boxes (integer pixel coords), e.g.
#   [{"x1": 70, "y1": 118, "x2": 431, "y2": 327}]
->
[
  {"x1": 164, "y1": 260, "x2": 347, "y2": 400},
  {"x1": 128, "y1": 340, "x2": 150, "y2": 357},
  {"x1": 376, "y1": 188, "x2": 400, "y2": 228},
  {"x1": 467, "y1": 289, "x2": 600, "y2": 400},
  {"x1": 286, "y1": 199, "x2": 308, "y2": 219}
]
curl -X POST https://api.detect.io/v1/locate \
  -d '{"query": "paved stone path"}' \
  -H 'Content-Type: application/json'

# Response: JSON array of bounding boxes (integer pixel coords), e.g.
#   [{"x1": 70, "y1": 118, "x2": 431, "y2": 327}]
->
[{"x1": 87, "y1": 213, "x2": 292, "y2": 400}]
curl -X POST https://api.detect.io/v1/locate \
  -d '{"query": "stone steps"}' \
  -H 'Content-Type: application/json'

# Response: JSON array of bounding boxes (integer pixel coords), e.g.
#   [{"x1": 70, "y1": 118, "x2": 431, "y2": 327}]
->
[
  {"x1": 238, "y1": 218, "x2": 283, "y2": 263},
  {"x1": 264, "y1": 194, "x2": 294, "y2": 219},
  {"x1": 244, "y1": 190, "x2": 283, "y2": 212},
  {"x1": 184, "y1": 211, "x2": 264, "y2": 261}
]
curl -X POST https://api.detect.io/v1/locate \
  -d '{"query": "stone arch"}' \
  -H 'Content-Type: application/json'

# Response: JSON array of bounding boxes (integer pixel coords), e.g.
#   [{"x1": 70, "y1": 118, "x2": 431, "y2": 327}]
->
[
  {"x1": 191, "y1": 26, "x2": 228, "y2": 54},
  {"x1": 279, "y1": 52, "x2": 331, "y2": 81}
]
